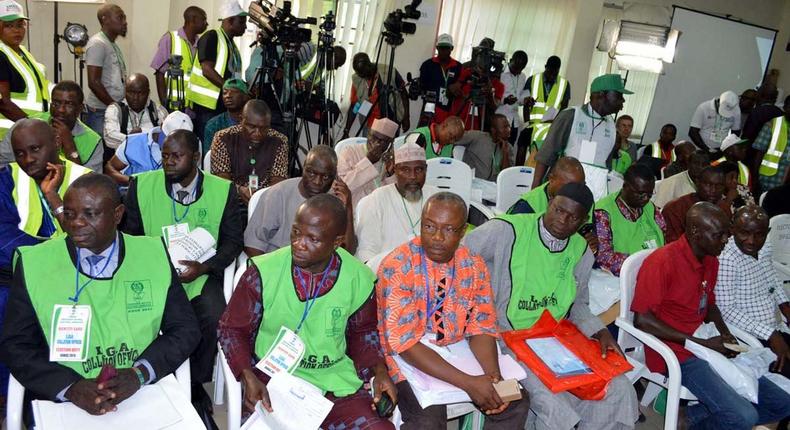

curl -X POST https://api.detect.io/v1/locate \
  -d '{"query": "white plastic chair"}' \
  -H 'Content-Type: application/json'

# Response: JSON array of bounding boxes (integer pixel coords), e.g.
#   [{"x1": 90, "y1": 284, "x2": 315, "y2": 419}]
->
[
  {"x1": 606, "y1": 171, "x2": 624, "y2": 196},
  {"x1": 616, "y1": 250, "x2": 762, "y2": 430},
  {"x1": 426, "y1": 157, "x2": 473, "y2": 204},
  {"x1": 452, "y1": 145, "x2": 466, "y2": 160},
  {"x1": 759, "y1": 191, "x2": 768, "y2": 206},
  {"x1": 203, "y1": 149, "x2": 212, "y2": 173},
  {"x1": 333, "y1": 137, "x2": 367, "y2": 155},
  {"x1": 769, "y1": 214, "x2": 790, "y2": 283},
  {"x1": 6, "y1": 360, "x2": 191, "y2": 430},
  {"x1": 495, "y1": 166, "x2": 534, "y2": 213},
  {"x1": 393, "y1": 135, "x2": 406, "y2": 150}
]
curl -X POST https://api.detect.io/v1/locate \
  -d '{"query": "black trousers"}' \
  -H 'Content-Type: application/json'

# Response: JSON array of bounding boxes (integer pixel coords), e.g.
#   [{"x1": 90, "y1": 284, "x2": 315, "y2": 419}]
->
[{"x1": 189, "y1": 274, "x2": 226, "y2": 383}]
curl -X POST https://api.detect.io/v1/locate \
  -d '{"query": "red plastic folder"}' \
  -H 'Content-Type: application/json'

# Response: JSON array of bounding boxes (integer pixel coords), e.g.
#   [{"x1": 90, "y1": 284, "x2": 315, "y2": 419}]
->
[{"x1": 502, "y1": 311, "x2": 632, "y2": 401}]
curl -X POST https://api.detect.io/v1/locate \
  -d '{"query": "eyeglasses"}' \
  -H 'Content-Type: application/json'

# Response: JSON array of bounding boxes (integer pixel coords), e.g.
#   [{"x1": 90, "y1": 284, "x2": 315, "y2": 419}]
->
[{"x1": 422, "y1": 222, "x2": 465, "y2": 236}]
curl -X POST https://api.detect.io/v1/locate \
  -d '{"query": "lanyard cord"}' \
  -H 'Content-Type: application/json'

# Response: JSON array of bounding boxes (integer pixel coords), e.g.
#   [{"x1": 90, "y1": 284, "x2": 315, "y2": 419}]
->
[
  {"x1": 295, "y1": 263, "x2": 332, "y2": 334},
  {"x1": 171, "y1": 185, "x2": 197, "y2": 223},
  {"x1": 71, "y1": 239, "x2": 117, "y2": 304},
  {"x1": 419, "y1": 248, "x2": 455, "y2": 319},
  {"x1": 400, "y1": 193, "x2": 423, "y2": 235}
]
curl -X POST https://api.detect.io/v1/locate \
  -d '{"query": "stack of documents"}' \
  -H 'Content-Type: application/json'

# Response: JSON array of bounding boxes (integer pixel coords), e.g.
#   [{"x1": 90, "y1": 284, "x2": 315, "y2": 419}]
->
[
  {"x1": 526, "y1": 338, "x2": 593, "y2": 377},
  {"x1": 241, "y1": 372, "x2": 333, "y2": 430}
]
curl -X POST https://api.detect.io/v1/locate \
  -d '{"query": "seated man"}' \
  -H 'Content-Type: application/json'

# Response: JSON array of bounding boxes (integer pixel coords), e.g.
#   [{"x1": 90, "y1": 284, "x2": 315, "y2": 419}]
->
[
  {"x1": 0, "y1": 81, "x2": 103, "y2": 172},
  {"x1": 245, "y1": 145, "x2": 354, "y2": 256},
  {"x1": 719, "y1": 160, "x2": 755, "y2": 213},
  {"x1": 409, "y1": 115, "x2": 465, "y2": 160},
  {"x1": 653, "y1": 150, "x2": 709, "y2": 208},
  {"x1": 105, "y1": 111, "x2": 193, "y2": 186},
  {"x1": 508, "y1": 156, "x2": 584, "y2": 215},
  {"x1": 377, "y1": 192, "x2": 530, "y2": 428},
  {"x1": 663, "y1": 141, "x2": 695, "y2": 179},
  {"x1": 355, "y1": 142, "x2": 439, "y2": 262},
  {"x1": 466, "y1": 183, "x2": 638, "y2": 430},
  {"x1": 0, "y1": 174, "x2": 200, "y2": 415},
  {"x1": 103, "y1": 73, "x2": 168, "y2": 156},
  {"x1": 594, "y1": 164, "x2": 666, "y2": 276},
  {"x1": 121, "y1": 129, "x2": 243, "y2": 420},
  {"x1": 461, "y1": 113, "x2": 512, "y2": 181},
  {"x1": 203, "y1": 78, "x2": 250, "y2": 154},
  {"x1": 218, "y1": 194, "x2": 396, "y2": 429},
  {"x1": 336, "y1": 117, "x2": 399, "y2": 206},
  {"x1": 717, "y1": 206, "x2": 790, "y2": 377},
  {"x1": 632, "y1": 202, "x2": 790, "y2": 429},
  {"x1": 712, "y1": 132, "x2": 750, "y2": 186},
  {"x1": 210, "y1": 100, "x2": 289, "y2": 203},
  {"x1": 663, "y1": 165, "x2": 729, "y2": 243},
  {"x1": 639, "y1": 123, "x2": 677, "y2": 179}
]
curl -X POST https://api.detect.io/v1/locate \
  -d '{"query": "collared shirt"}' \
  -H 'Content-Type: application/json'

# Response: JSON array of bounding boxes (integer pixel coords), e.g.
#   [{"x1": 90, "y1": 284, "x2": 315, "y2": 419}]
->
[
  {"x1": 631, "y1": 234, "x2": 719, "y2": 373},
  {"x1": 150, "y1": 27, "x2": 197, "y2": 73},
  {"x1": 76, "y1": 232, "x2": 120, "y2": 276},
  {"x1": 662, "y1": 193, "x2": 731, "y2": 243},
  {"x1": 754, "y1": 118, "x2": 790, "y2": 191},
  {"x1": 690, "y1": 99, "x2": 741, "y2": 150},
  {"x1": 104, "y1": 100, "x2": 169, "y2": 149},
  {"x1": 376, "y1": 237, "x2": 498, "y2": 383},
  {"x1": 538, "y1": 216, "x2": 567, "y2": 252},
  {"x1": 0, "y1": 167, "x2": 47, "y2": 287},
  {"x1": 495, "y1": 69, "x2": 528, "y2": 126},
  {"x1": 243, "y1": 178, "x2": 305, "y2": 254},
  {"x1": 716, "y1": 238, "x2": 789, "y2": 340},
  {"x1": 459, "y1": 130, "x2": 507, "y2": 181},
  {"x1": 171, "y1": 172, "x2": 200, "y2": 205},
  {"x1": 594, "y1": 196, "x2": 667, "y2": 276}
]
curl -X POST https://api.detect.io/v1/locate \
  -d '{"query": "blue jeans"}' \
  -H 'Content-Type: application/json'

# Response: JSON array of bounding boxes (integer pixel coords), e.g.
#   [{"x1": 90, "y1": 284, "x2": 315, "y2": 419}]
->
[
  {"x1": 681, "y1": 357, "x2": 790, "y2": 429},
  {"x1": 83, "y1": 107, "x2": 106, "y2": 137},
  {"x1": 0, "y1": 285, "x2": 8, "y2": 395}
]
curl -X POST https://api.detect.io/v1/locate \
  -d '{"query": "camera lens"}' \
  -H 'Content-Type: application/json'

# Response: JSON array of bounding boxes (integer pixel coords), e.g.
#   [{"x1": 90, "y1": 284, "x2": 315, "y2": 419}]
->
[{"x1": 401, "y1": 22, "x2": 417, "y2": 35}]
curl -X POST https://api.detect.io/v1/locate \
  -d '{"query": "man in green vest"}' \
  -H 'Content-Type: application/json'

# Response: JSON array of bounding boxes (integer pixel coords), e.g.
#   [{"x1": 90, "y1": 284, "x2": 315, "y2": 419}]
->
[
  {"x1": 0, "y1": 173, "x2": 200, "y2": 415},
  {"x1": 218, "y1": 194, "x2": 397, "y2": 429},
  {"x1": 0, "y1": 0, "x2": 49, "y2": 140},
  {"x1": 508, "y1": 156, "x2": 584, "y2": 215},
  {"x1": 122, "y1": 129, "x2": 243, "y2": 421},
  {"x1": 753, "y1": 95, "x2": 790, "y2": 195},
  {"x1": 593, "y1": 164, "x2": 666, "y2": 276},
  {"x1": 408, "y1": 115, "x2": 465, "y2": 160},
  {"x1": 187, "y1": 0, "x2": 247, "y2": 141},
  {"x1": 466, "y1": 183, "x2": 638, "y2": 430}
]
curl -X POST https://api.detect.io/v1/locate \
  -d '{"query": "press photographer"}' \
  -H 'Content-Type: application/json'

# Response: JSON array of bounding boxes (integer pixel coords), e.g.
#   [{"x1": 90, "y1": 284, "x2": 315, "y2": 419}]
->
[
  {"x1": 417, "y1": 34, "x2": 463, "y2": 126},
  {"x1": 454, "y1": 41, "x2": 506, "y2": 131}
]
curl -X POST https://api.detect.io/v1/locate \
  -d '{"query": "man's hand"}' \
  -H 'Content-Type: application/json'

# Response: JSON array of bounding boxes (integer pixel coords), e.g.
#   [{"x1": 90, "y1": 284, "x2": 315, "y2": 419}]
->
[
  {"x1": 592, "y1": 328, "x2": 623, "y2": 358},
  {"x1": 51, "y1": 117, "x2": 77, "y2": 155},
  {"x1": 65, "y1": 379, "x2": 116, "y2": 415},
  {"x1": 237, "y1": 185, "x2": 252, "y2": 204},
  {"x1": 129, "y1": 127, "x2": 142, "y2": 134},
  {"x1": 581, "y1": 228, "x2": 599, "y2": 255},
  {"x1": 178, "y1": 260, "x2": 209, "y2": 283},
  {"x1": 40, "y1": 162, "x2": 65, "y2": 199},
  {"x1": 696, "y1": 335, "x2": 738, "y2": 358},
  {"x1": 371, "y1": 364, "x2": 398, "y2": 411},
  {"x1": 461, "y1": 374, "x2": 504, "y2": 413},
  {"x1": 768, "y1": 331, "x2": 790, "y2": 372},
  {"x1": 366, "y1": 139, "x2": 388, "y2": 165},
  {"x1": 524, "y1": 97, "x2": 536, "y2": 109},
  {"x1": 330, "y1": 178, "x2": 352, "y2": 209},
  {"x1": 383, "y1": 153, "x2": 395, "y2": 177},
  {"x1": 97, "y1": 367, "x2": 143, "y2": 406},
  {"x1": 240, "y1": 368, "x2": 271, "y2": 413},
  {"x1": 504, "y1": 95, "x2": 517, "y2": 105},
  {"x1": 448, "y1": 82, "x2": 463, "y2": 98}
]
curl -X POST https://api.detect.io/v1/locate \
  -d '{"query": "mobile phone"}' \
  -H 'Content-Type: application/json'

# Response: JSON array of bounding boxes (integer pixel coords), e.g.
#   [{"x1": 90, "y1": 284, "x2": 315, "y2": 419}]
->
[
  {"x1": 375, "y1": 391, "x2": 395, "y2": 418},
  {"x1": 96, "y1": 364, "x2": 118, "y2": 384},
  {"x1": 578, "y1": 223, "x2": 595, "y2": 236}
]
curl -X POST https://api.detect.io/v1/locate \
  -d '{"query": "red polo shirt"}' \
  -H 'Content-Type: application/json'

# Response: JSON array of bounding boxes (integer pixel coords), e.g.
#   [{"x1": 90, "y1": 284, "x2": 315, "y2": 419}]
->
[{"x1": 630, "y1": 234, "x2": 719, "y2": 374}]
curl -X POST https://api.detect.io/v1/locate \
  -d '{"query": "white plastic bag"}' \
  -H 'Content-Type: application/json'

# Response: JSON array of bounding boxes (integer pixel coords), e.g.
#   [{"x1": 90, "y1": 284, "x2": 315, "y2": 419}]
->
[
  {"x1": 732, "y1": 347, "x2": 776, "y2": 380},
  {"x1": 588, "y1": 269, "x2": 620, "y2": 315},
  {"x1": 764, "y1": 372, "x2": 790, "y2": 395},
  {"x1": 684, "y1": 323, "x2": 758, "y2": 403}
]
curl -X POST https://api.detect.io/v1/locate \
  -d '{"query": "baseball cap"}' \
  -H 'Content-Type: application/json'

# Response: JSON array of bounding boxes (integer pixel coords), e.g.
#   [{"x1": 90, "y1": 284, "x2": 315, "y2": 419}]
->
[
  {"x1": 162, "y1": 111, "x2": 194, "y2": 136},
  {"x1": 223, "y1": 78, "x2": 249, "y2": 95},
  {"x1": 0, "y1": 1, "x2": 28, "y2": 21},
  {"x1": 590, "y1": 74, "x2": 633, "y2": 95},
  {"x1": 218, "y1": 0, "x2": 248, "y2": 20},
  {"x1": 719, "y1": 132, "x2": 748, "y2": 152},
  {"x1": 436, "y1": 34, "x2": 454, "y2": 48},
  {"x1": 717, "y1": 91, "x2": 739, "y2": 118}
]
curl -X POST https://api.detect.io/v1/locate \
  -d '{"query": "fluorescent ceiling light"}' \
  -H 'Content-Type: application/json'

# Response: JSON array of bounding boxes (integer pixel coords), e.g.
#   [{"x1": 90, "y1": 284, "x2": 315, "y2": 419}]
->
[
  {"x1": 615, "y1": 40, "x2": 666, "y2": 59},
  {"x1": 615, "y1": 55, "x2": 664, "y2": 73},
  {"x1": 662, "y1": 29, "x2": 681, "y2": 63}
]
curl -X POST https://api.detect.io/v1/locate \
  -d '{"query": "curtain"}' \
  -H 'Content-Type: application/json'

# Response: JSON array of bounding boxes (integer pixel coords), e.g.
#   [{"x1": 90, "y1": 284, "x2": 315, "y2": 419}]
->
[{"x1": 437, "y1": 0, "x2": 578, "y2": 78}]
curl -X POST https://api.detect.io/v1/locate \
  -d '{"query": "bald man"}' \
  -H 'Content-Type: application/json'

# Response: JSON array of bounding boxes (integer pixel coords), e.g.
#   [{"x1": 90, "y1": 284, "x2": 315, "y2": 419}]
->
[
  {"x1": 634, "y1": 202, "x2": 790, "y2": 428},
  {"x1": 508, "y1": 156, "x2": 584, "y2": 214},
  {"x1": 219, "y1": 194, "x2": 396, "y2": 429},
  {"x1": 104, "y1": 73, "x2": 168, "y2": 152},
  {"x1": 84, "y1": 3, "x2": 128, "y2": 136},
  {"x1": 409, "y1": 115, "x2": 466, "y2": 159}
]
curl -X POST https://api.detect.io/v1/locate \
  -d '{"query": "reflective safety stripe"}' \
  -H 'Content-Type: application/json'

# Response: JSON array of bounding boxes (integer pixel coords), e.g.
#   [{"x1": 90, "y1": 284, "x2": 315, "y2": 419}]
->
[
  {"x1": 0, "y1": 43, "x2": 48, "y2": 135},
  {"x1": 529, "y1": 73, "x2": 567, "y2": 123},
  {"x1": 187, "y1": 28, "x2": 229, "y2": 109},
  {"x1": 759, "y1": 117, "x2": 789, "y2": 176},
  {"x1": 14, "y1": 164, "x2": 30, "y2": 232}
]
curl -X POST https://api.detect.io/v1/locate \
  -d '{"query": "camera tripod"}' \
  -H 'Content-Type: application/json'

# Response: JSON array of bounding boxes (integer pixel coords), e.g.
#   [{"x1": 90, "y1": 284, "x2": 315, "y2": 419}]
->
[{"x1": 165, "y1": 56, "x2": 186, "y2": 112}]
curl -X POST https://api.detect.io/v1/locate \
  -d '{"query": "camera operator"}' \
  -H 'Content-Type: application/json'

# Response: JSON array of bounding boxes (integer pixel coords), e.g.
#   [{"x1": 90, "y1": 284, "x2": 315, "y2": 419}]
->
[
  {"x1": 150, "y1": 6, "x2": 208, "y2": 111},
  {"x1": 454, "y1": 45, "x2": 505, "y2": 131},
  {"x1": 418, "y1": 34, "x2": 463, "y2": 126},
  {"x1": 461, "y1": 37, "x2": 495, "y2": 68},
  {"x1": 342, "y1": 52, "x2": 410, "y2": 139}
]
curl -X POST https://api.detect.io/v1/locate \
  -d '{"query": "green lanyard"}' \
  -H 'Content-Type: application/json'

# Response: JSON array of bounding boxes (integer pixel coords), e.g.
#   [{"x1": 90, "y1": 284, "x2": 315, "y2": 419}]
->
[
  {"x1": 100, "y1": 32, "x2": 127, "y2": 82},
  {"x1": 400, "y1": 193, "x2": 423, "y2": 236}
]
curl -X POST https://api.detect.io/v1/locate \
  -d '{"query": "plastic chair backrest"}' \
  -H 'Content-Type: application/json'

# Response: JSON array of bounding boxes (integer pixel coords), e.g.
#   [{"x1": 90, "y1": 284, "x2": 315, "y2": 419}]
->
[
  {"x1": 452, "y1": 145, "x2": 466, "y2": 160},
  {"x1": 496, "y1": 166, "x2": 534, "y2": 213},
  {"x1": 769, "y1": 214, "x2": 790, "y2": 266},
  {"x1": 203, "y1": 149, "x2": 212, "y2": 172},
  {"x1": 247, "y1": 186, "x2": 269, "y2": 222},
  {"x1": 606, "y1": 172, "x2": 624, "y2": 196},
  {"x1": 333, "y1": 137, "x2": 367, "y2": 155},
  {"x1": 393, "y1": 135, "x2": 406, "y2": 150},
  {"x1": 426, "y1": 157, "x2": 473, "y2": 204},
  {"x1": 760, "y1": 191, "x2": 768, "y2": 206},
  {"x1": 618, "y1": 249, "x2": 656, "y2": 323}
]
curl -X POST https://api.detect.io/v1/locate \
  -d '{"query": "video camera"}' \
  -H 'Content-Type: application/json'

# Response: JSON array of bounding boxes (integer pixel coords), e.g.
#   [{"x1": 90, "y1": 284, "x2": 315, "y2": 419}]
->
[
  {"x1": 382, "y1": 0, "x2": 422, "y2": 46},
  {"x1": 166, "y1": 55, "x2": 183, "y2": 77},
  {"x1": 405, "y1": 72, "x2": 437, "y2": 103},
  {"x1": 248, "y1": 0, "x2": 317, "y2": 47},
  {"x1": 471, "y1": 45, "x2": 506, "y2": 77}
]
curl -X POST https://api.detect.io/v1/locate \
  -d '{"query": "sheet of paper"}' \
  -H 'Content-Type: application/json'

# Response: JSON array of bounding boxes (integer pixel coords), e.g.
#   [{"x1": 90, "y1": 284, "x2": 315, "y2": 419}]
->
[
  {"x1": 542, "y1": 106, "x2": 558, "y2": 122},
  {"x1": 168, "y1": 227, "x2": 217, "y2": 272},
  {"x1": 525, "y1": 337, "x2": 593, "y2": 377},
  {"x1": 578, "y1": 139, "x2": 598, "y2": 164},
  {"x1": 241, "y1": 372, "x2": 333, "y2": 430}
]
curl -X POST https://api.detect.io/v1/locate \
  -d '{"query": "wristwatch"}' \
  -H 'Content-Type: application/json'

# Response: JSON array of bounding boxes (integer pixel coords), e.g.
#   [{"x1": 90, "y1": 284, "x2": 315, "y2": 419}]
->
[{"x1": 68, "y1": 150, "x2": 79, "y2": 160}]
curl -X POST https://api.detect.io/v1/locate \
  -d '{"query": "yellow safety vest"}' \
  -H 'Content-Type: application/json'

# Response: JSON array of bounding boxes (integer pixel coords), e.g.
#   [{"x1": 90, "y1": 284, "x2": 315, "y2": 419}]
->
[
  {"x1": 528, "y1": 72, "x2": 567, "y2": 123},
  {"x1": 0, "y1": 43, "x2": 49, "y2": 139},
  {"x1": 759, "y1": 116, "x2": 789, "y2": 177},
  {"x1": 187, "y1": 28, "x2": 236, "y2": 110},
  {"x1": 713, "y1": 157, "x2": 750, "y2": 186},
  {"x1": 167, "y1": 31, "x2": 194, "y2": 109}
]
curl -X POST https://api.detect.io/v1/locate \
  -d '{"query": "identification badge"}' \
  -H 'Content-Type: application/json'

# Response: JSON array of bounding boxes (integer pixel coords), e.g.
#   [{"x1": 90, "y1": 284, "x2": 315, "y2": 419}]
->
[
  {"x1": 578, "y1": 139, "x2": 598, "y2": 164},
  {"x1": 698, "y1": 291, "x2": 708, "y2": 315},
  {"x1": 424, "y1": 102, "x2": 436, "y2": 114},
  {"x1": 249, "y1": 174, "x2": 259, "y2": 191},
  {"x1": 50, "y1": 305, "x2": 91, "y2": 362},
  {"x1": 643, "y1": 239, "x2": 658, "y2": 249},
  {"x1": 255, "y1": 326, "x2": 306, "y2": 377},
  {"x1": 358, "y1": 100, "x2": 373, "y2": 117},
  {"x1": 352, "y1": 101, "x2": 362, "y2": 114},
  {"x1": 162, "y1": 223, "x2": 190, "y2": 247},
  {"x1": 439, "y1": 87, "x2": 449, "y2": 105}
]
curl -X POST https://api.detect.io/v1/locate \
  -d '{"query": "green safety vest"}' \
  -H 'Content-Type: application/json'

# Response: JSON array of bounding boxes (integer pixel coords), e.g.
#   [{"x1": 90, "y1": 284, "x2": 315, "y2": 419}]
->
[
  {"x1": 530, "y1": 122, "x2": 552, "y2": 150},
  {"x1": 612, "y1": 150, "x2": 632, "y2": 175},
  {"x1": 596, "y1": 192, "x2": 664, "y2": 255},
  {"x1": 498, "y1": 213, "x2": 587, "y2": 330},
  {"x1": 415, "y1": 126, "x2": 453, "y2": 159},
  {"x1": 510, "y1": 182, "x2": 550, "y2": 214},
  {"x1": 759, "y1": 116, "x2": 789, "y2": 177},
  {"x1": 167, "y1": 31, "x2": 194, "y2": 109},
  {"x1": 134, "y1": 170, "x2": 231, "y2": 300},
  {"x1": 528, "y1": 72, "x2": 567, "y2": 123},
  {"x1": 0, "y1": 43, "x2": 49, "y2": 139},
  {"x1": 18, "y1": 234, "x2": 169, "y2": 378},
  {"x1": 30, "y1": 112, "x2": 101, "y2": 166},
  {"x1": 252, "y1": 247, "x2": 375, "y2": 397},
  {"x1": 10, "y1": 159, "x2": 90, "y2": 238},
  {"x1": 187, "y1": 28, "x2": 238, "y2": 110},
  {"x1": 713, "y1": 157, "x2": 750, "y2": 186}
]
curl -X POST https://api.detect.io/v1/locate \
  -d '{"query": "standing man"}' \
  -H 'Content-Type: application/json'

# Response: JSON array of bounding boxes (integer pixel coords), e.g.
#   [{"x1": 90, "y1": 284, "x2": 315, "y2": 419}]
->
[
  {"x1": 739, "y1": 89, "x2": 758, "y2": 131},
  {"x1": 519, "y1": 56, "x2": 570, "y2": 166},
  {"x1": 151, "y1": 6, "x2": 208, "y2": 111},
  {"x1": 742, "y1": 83, "x2": 782, "y2": 143},
  {"x1": 0, "y1": 0, "x2": 48, "y2": 140},
  {"x1": 495, "y1": 51, "x2": 529, "y2": 148},
  {"x1": 688, "y1": 90, "x2": 741, "y2": 154},
  {"x1": 103, "y1": 73, "x2": 168, "y2": 154},
  {"x1": 461, "y1": 113, "x2": 512, "y2": 181},
  {"x1": 409, "y1": 115, "x2": 465, "y2": 160},
  {"x1": 753, "y1": 95, "x2": 790, "y2": 195},
  {"x1": 533, "y1": 74, "x2": 631, "y2": 200},
  {"x1": 187, "y1": 0, "x2": 247, "y2": 140},
  {"x1": 203, "y1": 78, "x2": 249, "y2": 153},
  {"x1": 122, "y1": 130, "x2": 242, "y2": 426},
  {"x1": 337, "y1": 117, "x2": 399, "y2": 206},
  {"x1": 377, "y1": 192, "x2": 530, "y2": 427},
  {"x1": 418, "y1": 34, "x2": 464, "y2": 127},
  {"x1": 84, "y1": 3, "x2": 128, "y2": 136},
  {"x1": 632, "y1": 202, "x2": 790, "y2": 429}
]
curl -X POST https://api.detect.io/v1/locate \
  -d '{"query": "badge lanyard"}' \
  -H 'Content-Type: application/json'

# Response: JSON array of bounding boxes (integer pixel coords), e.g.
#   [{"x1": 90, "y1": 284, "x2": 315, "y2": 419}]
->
[
  {"x1": 419, "y1": 248, "x2": 455, "y2": 319},
  {"x1": 400, "y1": 194, "x2": 423, "y2": 236},
  {"x1": 698, "y1": 280, "x2": 708, "y2": 315},
  {"x1": 294, "y1": 264, "x2": 332, "y2": 334},
  {"x1": 587, "y1": 105, "x2": 606, "y2": 140},
  {"x1": 71, "y1": 239, "x2": 117, "y2": 304},
  {"x1": 171, "y1": 186, "x2": 197, "y2": 223}
]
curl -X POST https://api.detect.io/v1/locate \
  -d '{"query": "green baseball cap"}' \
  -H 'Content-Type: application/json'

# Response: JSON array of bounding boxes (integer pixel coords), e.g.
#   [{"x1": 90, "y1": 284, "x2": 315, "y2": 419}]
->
[
  {"x1": 590, "y1": 74, "x2": 633, "y2": 95},
  {"x1": 223, "y1": 78, "x2": 249, "y2": 95},
  {"x1": 0, "y1": 1, "x2": 28, "y2": 22}
]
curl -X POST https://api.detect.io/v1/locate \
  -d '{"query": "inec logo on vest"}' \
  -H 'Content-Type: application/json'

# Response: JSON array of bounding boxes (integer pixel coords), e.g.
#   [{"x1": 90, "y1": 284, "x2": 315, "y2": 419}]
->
[
  {"x1": 198, "y1": 208, "x2": 208, "y2": 223},
  {"x1": 126, "y1": 280, "x2": 153, "y2": 313},
  {"x1": 325, "y1": 307, "x2": 344, "y2": 338}
]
